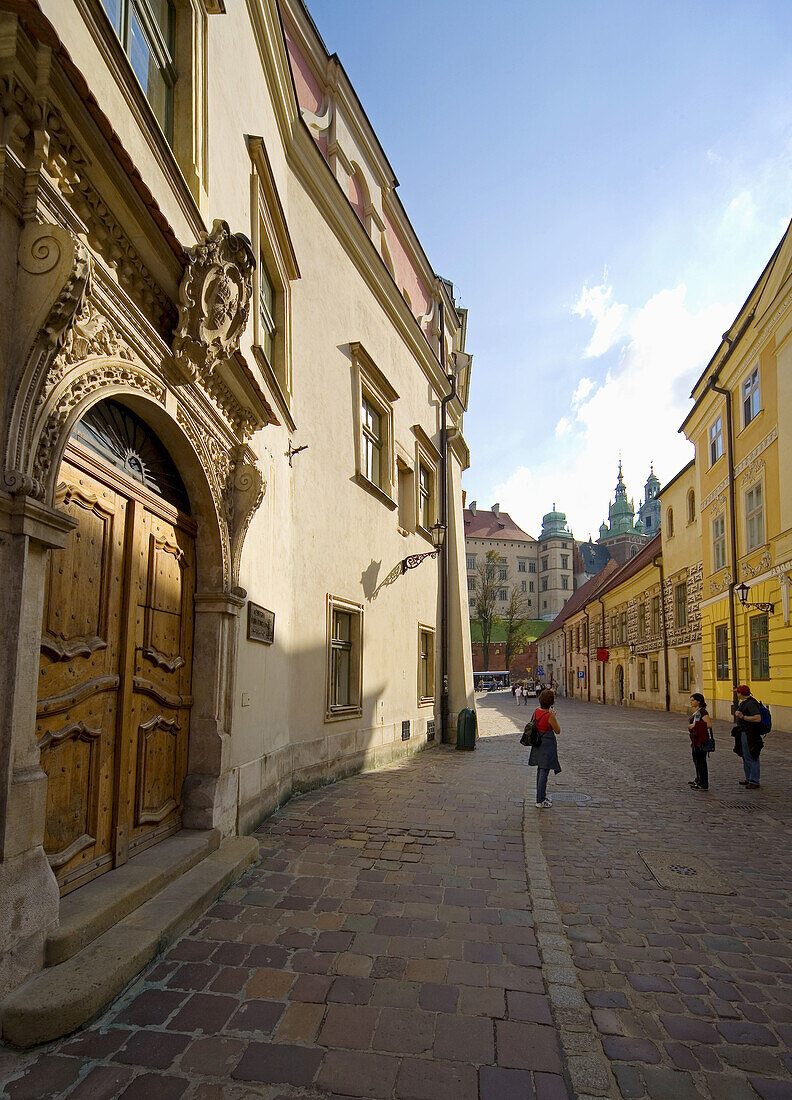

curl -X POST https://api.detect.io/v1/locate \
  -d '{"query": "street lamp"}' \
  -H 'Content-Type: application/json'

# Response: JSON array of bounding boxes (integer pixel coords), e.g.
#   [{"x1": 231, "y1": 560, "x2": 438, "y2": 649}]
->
[
  {"x1": 735, "y1": 580, "x2": 774, "y2": 614},
  {"x1": 402, "y1": 520, "x2": 446, "y2": 572}
]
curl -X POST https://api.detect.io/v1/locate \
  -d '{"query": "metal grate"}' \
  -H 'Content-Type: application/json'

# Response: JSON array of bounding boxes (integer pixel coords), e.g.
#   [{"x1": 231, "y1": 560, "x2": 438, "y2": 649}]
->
[
  {"x1": 426, "y1": 719, "x2": 435, "y2": 742},
  {"x1": 401, "y1": 719, "x2": 411, "y2": 741},
  {"x1": 717, "y1": 800, "x2": 765, "y2": 811}
]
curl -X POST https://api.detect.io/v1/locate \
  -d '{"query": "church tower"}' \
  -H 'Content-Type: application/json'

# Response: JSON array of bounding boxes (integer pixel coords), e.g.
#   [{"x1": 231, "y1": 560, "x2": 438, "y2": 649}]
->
[
  {"x1": 596, "y1": 463, "x2": 647, "y2": 564},
  {"x1": 638, "y1": 464, "x2": 661, "y2": 536}
]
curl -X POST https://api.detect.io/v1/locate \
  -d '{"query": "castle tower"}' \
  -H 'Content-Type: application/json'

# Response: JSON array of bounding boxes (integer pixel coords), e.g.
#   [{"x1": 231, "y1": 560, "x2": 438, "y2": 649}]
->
[
  {"x1": 638, "y1": 464, "x2": 661, "y2": 535},
  {"x1": 538, "y1": 504, "x2": 574, "y2": 620}
]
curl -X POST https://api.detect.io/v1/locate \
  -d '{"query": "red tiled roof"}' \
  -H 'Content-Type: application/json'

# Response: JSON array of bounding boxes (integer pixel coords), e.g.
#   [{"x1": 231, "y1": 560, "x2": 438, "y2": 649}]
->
[
  {"x1": 543, "y1": 559, "x2": 623, "y2": 633},
  {"x1": 464, "y1": 508, "x2": 534, "y2": 541}
]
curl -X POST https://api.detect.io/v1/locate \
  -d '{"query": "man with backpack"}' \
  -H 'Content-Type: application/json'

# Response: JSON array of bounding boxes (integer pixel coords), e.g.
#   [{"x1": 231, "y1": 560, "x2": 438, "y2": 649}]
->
[{"x1": 732, "y1": 685, "x2": 768, "y2": 789}]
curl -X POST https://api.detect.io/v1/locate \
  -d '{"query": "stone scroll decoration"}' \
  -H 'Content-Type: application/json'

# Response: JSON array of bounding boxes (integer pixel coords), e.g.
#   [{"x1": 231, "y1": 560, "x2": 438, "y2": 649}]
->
[{"x1": 4, "y1": 219, "x2": 269, "y2": 593}]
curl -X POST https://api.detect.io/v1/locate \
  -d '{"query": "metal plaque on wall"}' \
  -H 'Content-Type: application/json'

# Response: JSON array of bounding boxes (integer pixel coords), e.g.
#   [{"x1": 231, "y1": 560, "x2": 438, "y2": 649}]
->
[{"x1": 247, "y1": 602, "x2": 275, "y2": 645}]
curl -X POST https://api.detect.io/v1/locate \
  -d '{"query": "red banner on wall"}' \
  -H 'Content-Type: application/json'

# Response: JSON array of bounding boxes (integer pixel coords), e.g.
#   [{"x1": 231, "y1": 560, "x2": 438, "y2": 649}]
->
[{"x1": 597, "y1": 648, "x2": 609, "y2": 662}]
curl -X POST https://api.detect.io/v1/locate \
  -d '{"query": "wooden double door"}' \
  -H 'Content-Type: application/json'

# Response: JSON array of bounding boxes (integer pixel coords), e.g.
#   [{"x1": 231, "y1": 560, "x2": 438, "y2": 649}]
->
[{"x1": 36, "y1": 440, "x2": 195, "y2": 895}]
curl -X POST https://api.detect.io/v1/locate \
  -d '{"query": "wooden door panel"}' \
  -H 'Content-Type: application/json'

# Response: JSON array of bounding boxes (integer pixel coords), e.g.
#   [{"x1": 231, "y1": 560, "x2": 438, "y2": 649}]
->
[
  {"x1": 37, "y1": 462, "x2": 125, "y2": 893},
  {"x1": 128, "y1": 510, "x2": 194, "y2": 852}
]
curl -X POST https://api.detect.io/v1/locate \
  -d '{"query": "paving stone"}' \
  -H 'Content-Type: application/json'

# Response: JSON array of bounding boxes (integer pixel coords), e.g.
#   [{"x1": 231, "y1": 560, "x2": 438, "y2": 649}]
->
[
  {"x1": 4, "y1": 1055, "x2": 84, "y2": 1100},
  {"x1": 395, "y1": 1056, "x2": 479, "y2": 1100},
  {"x1": 640, "y1": 1065, "x2": 703, "y2": 1100},
  {"x1": 434, "y1": 1013, "x2": 494, "y2": 1063},
  {"x1": 495, "y1": 1020, "x2": 564, "y2": 1073},
  {"x1": 660, "y1": 1014, "x2": 721, "y2": 1043},
  {"x1": 232, "y1": 1041, "x2": 323, "y2": 1087},
  {"x1": 119, "y1": 1074, "x2": 189, "y2": 1099},
  {"x1": 316, "y1": 1050, "x2": 399, "y2": 1098},
  {"x1": 612, "y1": 1063, "x2": 645, "y2": 1099},
  {"x1": 318, "y1": 1004, "x2": 377, "y2": 1049},
  {"x1": 479, "y1": 1066, "x2": 537, "y2": 1100},
  {"x1": 601, "y1": 1036, "x2": 661, "y2": 1064},
  {"x1": 225, "y1": 998, "x2": 284, "y2": 1035},
  {"x1": 245, "y1": 968, "x2": 295, "y2": 999},
  {"x1": 68, "y1": 1064, "x2": 137, "y2": 1100},
  {"x1": 717, "y1": 1020, "x2": 779, "y2": 1046},
  {"x1": 372, "y1": 1006, "x2": 434, "y2": 1054},
  {"x1": 114, "y1": 1030, "x2": 190, "y2": 1068}
]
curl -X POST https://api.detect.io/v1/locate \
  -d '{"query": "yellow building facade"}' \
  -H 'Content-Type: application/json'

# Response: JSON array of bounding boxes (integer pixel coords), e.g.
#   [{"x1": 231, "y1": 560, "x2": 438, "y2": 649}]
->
[{"x1": 681, "y1": 220, "x2": 792, "y2": 729}]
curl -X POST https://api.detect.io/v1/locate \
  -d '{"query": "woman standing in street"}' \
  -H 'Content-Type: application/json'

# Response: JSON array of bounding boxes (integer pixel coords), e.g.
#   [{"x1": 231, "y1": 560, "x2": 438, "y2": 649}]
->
[
  {"x1": 688, "y1": 692, "x2": 712, "y2": 791},
  {"x1": 529, "y1": 688, "x2": 561, "y2": 808}
]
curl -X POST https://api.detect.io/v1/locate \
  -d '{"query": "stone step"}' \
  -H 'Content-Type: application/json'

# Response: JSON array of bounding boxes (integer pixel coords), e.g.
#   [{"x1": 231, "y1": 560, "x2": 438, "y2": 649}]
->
[
  {"x1": 47, "y1": 829, "x2": 221, "y2": 967},
  {"x1": 1, "y1": 835, "x2": 259, "y2": 1048}
]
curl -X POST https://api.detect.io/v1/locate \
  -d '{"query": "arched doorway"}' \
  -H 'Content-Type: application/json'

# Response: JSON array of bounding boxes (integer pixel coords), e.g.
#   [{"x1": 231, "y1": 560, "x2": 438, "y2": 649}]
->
[
  {"x1": 616, "y1": 664, "x2": 625, "y2": 704},
  {"x1": 35, "y1": 399, "x2": 196, "y2": 895}
]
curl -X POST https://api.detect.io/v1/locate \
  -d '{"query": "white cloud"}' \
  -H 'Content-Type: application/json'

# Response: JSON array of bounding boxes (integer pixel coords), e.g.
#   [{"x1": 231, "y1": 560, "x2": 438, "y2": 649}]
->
[
  {"x1": 492, "y1": 283, "x2": 735, "y2": 540},
  {"x1": 573, "y1": 279, "x2": 628, "y2": 357}
]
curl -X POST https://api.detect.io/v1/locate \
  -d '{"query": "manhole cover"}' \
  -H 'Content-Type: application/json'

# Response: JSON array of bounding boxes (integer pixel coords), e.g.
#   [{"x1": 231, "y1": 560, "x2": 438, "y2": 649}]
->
[
  {"x1": 639, "y1": 850, "x2": 733, "y2": 894},
  {"x1": 547, "y1": 791, "x2": 591, "y2": 803}
]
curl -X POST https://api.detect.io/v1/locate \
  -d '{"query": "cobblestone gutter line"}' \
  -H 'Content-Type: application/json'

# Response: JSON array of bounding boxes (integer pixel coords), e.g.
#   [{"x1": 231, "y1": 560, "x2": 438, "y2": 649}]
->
[{"x1": 522, "y1": 796, "x2": 618, "y2": 1100}]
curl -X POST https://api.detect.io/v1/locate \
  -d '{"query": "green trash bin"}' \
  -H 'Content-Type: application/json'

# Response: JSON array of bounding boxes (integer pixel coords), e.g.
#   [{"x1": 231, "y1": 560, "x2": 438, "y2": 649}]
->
[{"x1": 456, "y1": 707, "x2": 477, "y2": 751}]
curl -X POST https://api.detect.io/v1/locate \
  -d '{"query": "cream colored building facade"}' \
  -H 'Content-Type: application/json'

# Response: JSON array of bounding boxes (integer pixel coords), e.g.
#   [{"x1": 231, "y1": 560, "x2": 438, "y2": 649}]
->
[
  {"x1": 464, "y1": 503, "x2": 539, "y2": 617},
  {"x1": 0, "y1": 0, "x2": 474, "y2": 1019}
]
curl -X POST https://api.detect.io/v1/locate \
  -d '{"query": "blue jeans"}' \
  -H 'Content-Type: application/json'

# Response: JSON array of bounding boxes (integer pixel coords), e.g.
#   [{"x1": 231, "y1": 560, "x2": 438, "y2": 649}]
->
[
  {"x1": 536, "y1": 767, "x2": 550, "y2": 803},
  {"x1": 741, "y1": 731, "x2": 760, "y2": 784}
]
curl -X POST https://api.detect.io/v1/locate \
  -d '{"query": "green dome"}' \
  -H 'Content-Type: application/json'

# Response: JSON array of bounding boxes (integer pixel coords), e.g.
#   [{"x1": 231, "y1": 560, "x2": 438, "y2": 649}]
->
[{"x1": 540, "y1": 503, "x2": 570, "y2": 538}]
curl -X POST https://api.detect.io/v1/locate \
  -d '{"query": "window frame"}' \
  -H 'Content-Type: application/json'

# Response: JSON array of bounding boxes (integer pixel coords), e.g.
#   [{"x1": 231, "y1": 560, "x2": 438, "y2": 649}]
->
[
  {"x1": 750, "y1": 614, "x2": 769, "y2": 681},
  {"x1": 674, "y1": 582, "x2": 687, "y2": 629},
  {"x1": 638, "y1": 602, "x2": 646, "y2": 639},
  {"x1": 712, "y1": 514, "x2": 727, "y2": 571},
  {"x1": 709, "y1": 415, "x2": 724, "y2": 467},
  {"x1": 679, "y1": 655, "x2": 690, "y2": 692},
  {"x1": 715, "y1": 624, "x2": 729, "y2": 680},
  {"x1": 326, "y1": 595, "x2": 364, "y2": 721},
  {"x1": 745, "y1": 480, "x2": 765, "y2": 553},
  {"x1": 686, "y1": 489, "x2": 696, "y2": 525},
  {"x1": 650, "y1": 660, "x2": 659, "y2": 692},
  {"x1": 351, "y1": 343, "x2": 398, "y2": 509},
  {"x1": 666, "y1": 507, "x2": 674, "y2": 538},
  {"x1": 99, "y1": 0, "x2": 176, "y2": 139},
  {"x1": 412, "y1": 425, "x2": 442, "y2": 543},
  {"x1": 638, "y1": 661, "x2": 646, "y2": 691},
  {"x1": 742, "y1": 365, "x2": 761, "y2": 428},
  {"x1": 418, "y1": 625, "x2": 435, "y2": 706}
]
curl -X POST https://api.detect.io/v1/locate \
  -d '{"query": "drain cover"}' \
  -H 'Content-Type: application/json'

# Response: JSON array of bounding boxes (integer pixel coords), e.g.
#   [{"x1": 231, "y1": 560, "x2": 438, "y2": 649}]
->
[
  {"x1": 717, "y1": 800, "x2": 765, "y2": 811},
  {"x1": 639, "y1": 850, "x2": 733, "y2": 894},
  {"x1": 547, "y1": 791, "x2": 591, "y2": 803}
]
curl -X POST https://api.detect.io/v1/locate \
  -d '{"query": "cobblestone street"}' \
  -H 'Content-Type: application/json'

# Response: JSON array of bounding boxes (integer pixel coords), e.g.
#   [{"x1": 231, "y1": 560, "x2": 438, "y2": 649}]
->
[{"x1": 3, "y1": 694, "x2": 792, "y2": 1099}]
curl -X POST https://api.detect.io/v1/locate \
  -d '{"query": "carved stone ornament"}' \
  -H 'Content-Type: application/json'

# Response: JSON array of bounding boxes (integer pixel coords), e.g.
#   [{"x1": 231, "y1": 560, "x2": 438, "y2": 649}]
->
[
  {"x1": 742, "y1": 549, "x2": 772, "y2": 579},
  {"x1": 710, "y1": 571, "x2": 732, "y2": 596},
  {"x1": 226, "y1": 453, "x2": 265, "y2": 583},
  {"x1": 173, "y1": 220, "x2": 255, "y2": 383}
]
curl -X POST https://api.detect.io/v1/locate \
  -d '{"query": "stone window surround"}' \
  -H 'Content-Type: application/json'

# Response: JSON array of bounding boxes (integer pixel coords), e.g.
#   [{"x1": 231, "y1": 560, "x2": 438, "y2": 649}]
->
[
  {"x1": 325, "y1": 594, "x2": 364, "y2": 721},
  {"x1": 418, "y1": 624, "x2": 435, "y2": 706},
  {"x1": 350, "y1": 343, "x2": 398, "y2": 510},
  {"x1": 412, "y1": 425, "x2": 441, "y2": 545}
]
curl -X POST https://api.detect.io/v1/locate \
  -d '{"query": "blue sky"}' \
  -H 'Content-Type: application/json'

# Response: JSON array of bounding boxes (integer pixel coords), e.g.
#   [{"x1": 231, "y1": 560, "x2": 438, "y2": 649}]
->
[{"x1": 308, "y1": 0, "x2": 792, "y2": 538}]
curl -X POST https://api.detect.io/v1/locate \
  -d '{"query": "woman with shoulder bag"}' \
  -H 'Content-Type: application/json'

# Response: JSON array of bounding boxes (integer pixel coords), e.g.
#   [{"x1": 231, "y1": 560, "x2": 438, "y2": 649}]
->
[
  {"x1": 528, "y1": 688, "x2": 561, "y2": 808},
  {"x1": 688, "y1": 692, "x2": 713, "y2": 791}
]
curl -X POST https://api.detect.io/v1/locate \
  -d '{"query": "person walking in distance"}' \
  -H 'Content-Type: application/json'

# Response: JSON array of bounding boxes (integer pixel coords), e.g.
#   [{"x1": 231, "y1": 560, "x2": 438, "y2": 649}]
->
[
  {"x1": 687, "y1": 693, "x2": 712, "y2": 791},
  {"x1": 528, "y1": 688, "x2": 561, "y2": 808},
  {"x1": 732, "y1": 685, "x2": 763, "y2": 789}
]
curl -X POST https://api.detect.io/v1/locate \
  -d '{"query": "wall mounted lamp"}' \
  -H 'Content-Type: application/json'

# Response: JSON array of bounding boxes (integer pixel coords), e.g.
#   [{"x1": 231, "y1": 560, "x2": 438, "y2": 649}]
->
[{"x1": 735, "y1": 581, "x2": 774, "y2": 615}]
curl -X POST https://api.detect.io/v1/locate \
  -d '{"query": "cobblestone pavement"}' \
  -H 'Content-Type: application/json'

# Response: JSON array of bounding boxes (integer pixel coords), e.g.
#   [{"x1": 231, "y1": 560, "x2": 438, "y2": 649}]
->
[
  {"x1": 4, "y1": 694, "x2": 792, "y2": 1099},
  {"x1": 0, "y1": 715, "x2": 567, "y2": 1100},
  {"x1": 508, "y1": 693, "x2": 792, "y2": 1100}
]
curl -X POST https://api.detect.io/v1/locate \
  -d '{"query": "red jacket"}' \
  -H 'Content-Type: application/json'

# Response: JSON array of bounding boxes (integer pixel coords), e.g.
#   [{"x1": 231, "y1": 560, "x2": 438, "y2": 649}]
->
[{"x1": 689, "y1": 717, "x2": 710, "y2": 747}]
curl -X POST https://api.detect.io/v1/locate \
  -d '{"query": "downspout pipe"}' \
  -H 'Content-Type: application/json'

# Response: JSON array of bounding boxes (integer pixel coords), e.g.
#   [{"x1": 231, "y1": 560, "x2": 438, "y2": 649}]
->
[
  {"x1": 439, "y1": 307, "x2": 456, "y2": 743},
  {"x1": 708, "y1": 378, "x2": 739, "y2": 712},
  {"x1": 562, "y1": 628, "x2": 567, "y2": 697},
  {"x1": 584, "y1": 610, "x2": 591, "y2": 702},
  {"x1": 598, "y1": 597, "x2": 607, "y2": 705},
  {"x1": 653, "y1": 553, "x2": 671, "y2": 712}
]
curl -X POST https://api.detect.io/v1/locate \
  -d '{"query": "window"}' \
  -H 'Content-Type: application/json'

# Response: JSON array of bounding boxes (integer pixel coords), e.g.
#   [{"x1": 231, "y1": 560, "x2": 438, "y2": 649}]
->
[
  {"x1": 743, "y1": 366, "x2": 760, "y2": 427},
  {"x1": 712, "y1": 515, "x2": 726, "y2": 571},
  {"x1": 518, "y1": 560, "x2": 526, "y2": 572},
  {"x1": 499, "y1": 557, "x2": 507, "y2": 566},
  {"x1": 582, "y1": 622, "x2": 588, "y2": 647},
  {"x1": 418, "y1": 462, "x2": 435, "y2": 531},
  {"x1": 652, "y1": 595, "x2": 661, "y2": 635},
  {"x1": 529, "y1": 581, "x2": 534, "y2": 593},
  {"x1": 561, "y1": 542, "x2": 569, "y2": 548},
  {"x1": 611, "y1": 616, "x2": 618, "y2": 646},
  {"x1": 596, "y1": 664, "x2": 601, "y2": 685},
  {"x1": 499, "y1": 588, "x2": 508, "y2": 601},
  {"x1": 101, "y1": 0, "x2": 176, "y2": 139},
  {"x1": 542, "y1": 600, "x2": 547, "y2": 610},
  {"x1": 529, "y1": 562, "x2": 536, "y2": 573},
  {"x1": 258, "y1": 258, "x2": 276, "y2": 363},
  {"x1": 362, "y1": 398, "x2": 383, "y2": 487},
  {"x1": 715, "y1": 624, "x2": 729, "y2": 680},
  {"x1": 467, "y1": 577, "x2": 475, "y2": 592},
  {"x1": 651, "y1": 660, "x2": 659, "y2": 691},
  {"x1": 561, "y1": 555, "x2": 569, "y2": 569},
  {"x1": 466, "y1": 554, "x2": 476, "y2": 571},
  {"x1": 326, "y1": 596, "x2": 363, "y2": 719},
  {"x1": 687, "y1": 489, "x2": 695, "y2": 524},
  {"x1": 562, "y1": 576, "x2": 569, "y2": 590},
  {"x1": 666, "y1": 508, "x2": 674, "y2": 538},
  {"x1": 675, "y1": 583, "x2": 687, "y2": 628},
  {"x1": 639, "y1": 661, "x2": 646, "y2": 690},
  {"x1": 499, "y1": 568, "x2": 507, "y2": 582},
  {"x1": 750, "y1": 615, "x2": 769, "y2": 680},
  {"x1": 541, "y1": 557, "x2": 548, "y2": 572},
  {"x1": 638, "y1": 603, "x2": 646, "y2": 639},
  {"x1": 709, "y1": 416, "x2": 723, "y2": 466},
  {"x1": 620, "y1": 611, "x2": 628, "y2": 644},
  {"x1": 352, "y1": 344, "x2": 398, "y2": 506},
  {"x1": 745, "y1": 482, "x2": 764, "y2": 552},
  {"x1": 679, "y1": 655, "x2": 690, "y2": 692},
  {"x1": 541, "y1": 577, "x2": 548, "y2": 591},
  {"x1": 419, "y1": 627, "x2": 435, "y2": 703},
  {"x1": 521, "y1": 580, "x2": 527, "y2": 593}
]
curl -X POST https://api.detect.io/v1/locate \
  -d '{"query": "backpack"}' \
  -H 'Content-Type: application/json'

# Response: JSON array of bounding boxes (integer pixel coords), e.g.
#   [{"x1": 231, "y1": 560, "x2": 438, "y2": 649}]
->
[{"x1": 759, "y1": 702, "x2": 772, "y2": 733}]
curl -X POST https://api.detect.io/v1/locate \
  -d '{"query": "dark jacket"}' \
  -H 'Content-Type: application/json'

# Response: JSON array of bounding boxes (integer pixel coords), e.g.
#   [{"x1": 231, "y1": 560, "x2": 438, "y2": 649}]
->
[
  {"x1": 527, "y1": 708, "x2": 562, "y2": 773},
  {"x1": 732, "y1": 696, "x2": 763, "y2": 759}
]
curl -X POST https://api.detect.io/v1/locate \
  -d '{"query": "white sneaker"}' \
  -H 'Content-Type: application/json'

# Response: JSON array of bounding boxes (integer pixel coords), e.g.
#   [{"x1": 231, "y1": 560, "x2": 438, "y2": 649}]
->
[{"x1": 535, "y1": 799, "x2": 552, "y2": 808}]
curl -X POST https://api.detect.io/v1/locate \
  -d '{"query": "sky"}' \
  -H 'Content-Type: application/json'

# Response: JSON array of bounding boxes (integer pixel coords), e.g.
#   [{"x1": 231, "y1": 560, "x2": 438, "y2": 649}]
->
[{"x1": 307, "y1": 0, "x2": 792, "y2": 540}]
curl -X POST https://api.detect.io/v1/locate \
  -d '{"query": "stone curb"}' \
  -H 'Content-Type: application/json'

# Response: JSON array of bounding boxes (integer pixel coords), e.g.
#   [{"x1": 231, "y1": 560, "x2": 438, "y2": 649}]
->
[{"x1": 522, "y1": 793, "x2": 619, "y2": 1099}]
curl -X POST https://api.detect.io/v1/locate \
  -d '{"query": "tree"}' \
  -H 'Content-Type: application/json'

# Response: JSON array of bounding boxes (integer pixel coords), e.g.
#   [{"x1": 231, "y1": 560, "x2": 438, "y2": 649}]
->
[
  {"x1": 472, "y1": 549, "x2": 502, "y2": 671},
  {"x1": 503, "y1": 584, "x2": 534, "y2": 671}
]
